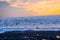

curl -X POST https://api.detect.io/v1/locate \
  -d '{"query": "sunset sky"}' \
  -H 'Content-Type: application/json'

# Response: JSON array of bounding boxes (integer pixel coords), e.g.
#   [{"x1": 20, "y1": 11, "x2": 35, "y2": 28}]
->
[{"x1": 0, "y1": 0, "x2": 60, "y2": 17}]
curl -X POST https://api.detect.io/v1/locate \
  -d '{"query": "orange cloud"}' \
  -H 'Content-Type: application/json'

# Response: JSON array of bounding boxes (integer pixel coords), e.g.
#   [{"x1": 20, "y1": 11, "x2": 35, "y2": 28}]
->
[
  {"x1": 1, "y1": 0, "x2": 60, "y2": 16},
  {"x1": 19, "y1": 0, "x2": 60, "y2": 16}
]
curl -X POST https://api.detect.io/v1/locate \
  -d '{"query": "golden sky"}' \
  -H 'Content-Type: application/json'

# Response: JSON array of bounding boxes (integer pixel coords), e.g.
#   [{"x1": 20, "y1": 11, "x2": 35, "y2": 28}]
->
[{"x1": 0, "y1": 0, "x2": 60, "y2": 17}]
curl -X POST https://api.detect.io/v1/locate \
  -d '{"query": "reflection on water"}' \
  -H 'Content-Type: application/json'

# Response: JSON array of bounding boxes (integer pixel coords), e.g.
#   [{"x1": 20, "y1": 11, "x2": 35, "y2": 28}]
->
[
  {"x1": 0, "y1": 16, "x2": 60, "y2": 40},
  {"x1": 0, "y1": 27, "x2": 60, "y2": 33}
]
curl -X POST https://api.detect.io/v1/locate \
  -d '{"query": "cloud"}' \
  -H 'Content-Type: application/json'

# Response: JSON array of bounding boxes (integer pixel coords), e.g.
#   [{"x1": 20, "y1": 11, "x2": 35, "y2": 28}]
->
[
  {"x1": 0, "y1": 0, "x2": 43, "y2": 7},
  {"x1": 0, "y1": 1, "x2": 36, "y2": 17},
  {"x1": 0, "y1": 0, "x2": 60, "y2": 17},
  {"x1": 0, "y1": 1, "x2": 9, "y2": 7}
]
